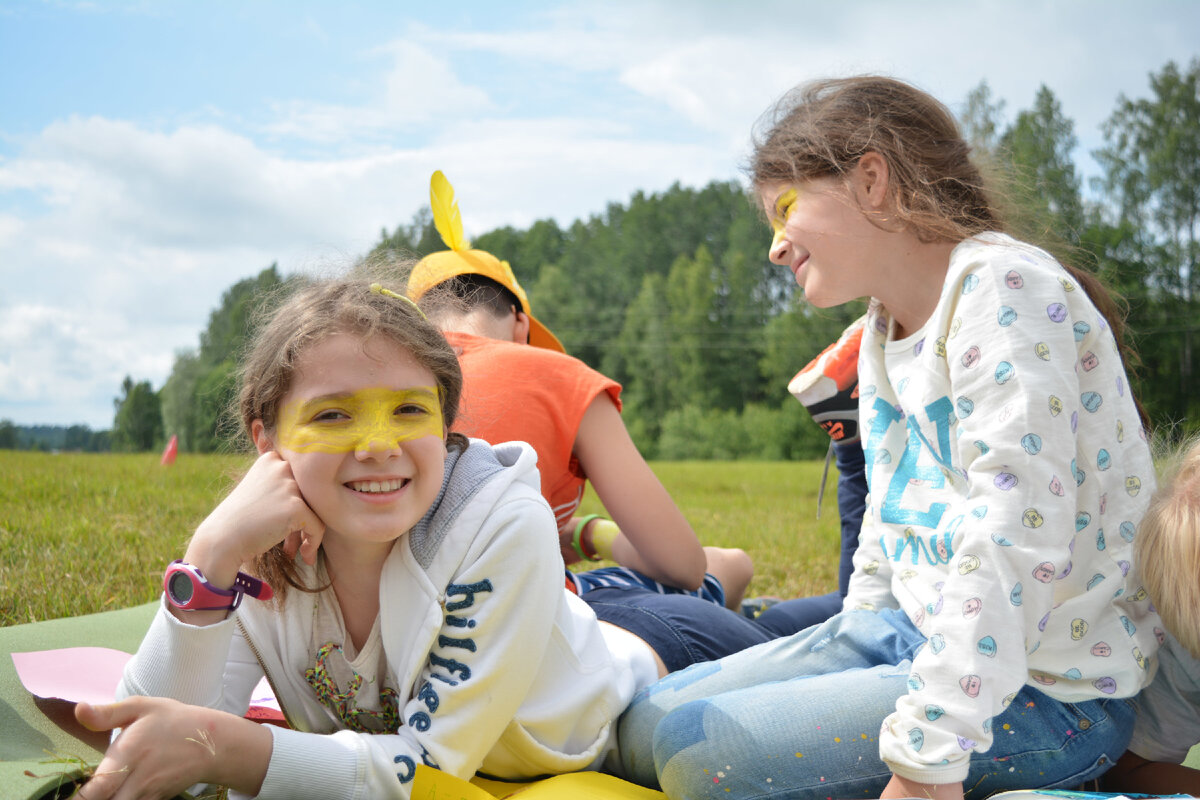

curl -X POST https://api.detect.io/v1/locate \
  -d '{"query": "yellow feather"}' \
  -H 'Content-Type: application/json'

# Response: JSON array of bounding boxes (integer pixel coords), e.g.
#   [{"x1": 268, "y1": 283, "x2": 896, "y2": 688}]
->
[{"x1": 430, "y1": 170, "x2": 470, "y2": 252}]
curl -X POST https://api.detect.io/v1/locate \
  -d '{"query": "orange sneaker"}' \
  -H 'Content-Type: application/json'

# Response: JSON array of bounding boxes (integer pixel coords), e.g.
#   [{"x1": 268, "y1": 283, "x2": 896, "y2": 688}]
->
[{"x1": 787, "y1": 316, "x2": 864, "y2": 444}]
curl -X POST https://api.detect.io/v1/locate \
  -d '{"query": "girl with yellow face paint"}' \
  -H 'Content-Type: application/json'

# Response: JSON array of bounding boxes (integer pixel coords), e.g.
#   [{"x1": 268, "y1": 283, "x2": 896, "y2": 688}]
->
[
  {"x1": 275, "y1": 385, "x2": 445, "y2": 455},
  {"x1": 256, "y1": 334, "x2": 450, "y2": 562},
  {"x1": 78, "y1": 273, "x2": 674, "y2": 800},
  {"x1": 617, "y1": 76, "x2": 1159, "y2": 800}
]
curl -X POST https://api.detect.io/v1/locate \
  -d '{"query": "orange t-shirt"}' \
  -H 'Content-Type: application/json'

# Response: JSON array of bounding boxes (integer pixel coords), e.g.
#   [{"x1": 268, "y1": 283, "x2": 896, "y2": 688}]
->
[{"x1": 444, "y1": 331, "x2": 622, "y2": 533}]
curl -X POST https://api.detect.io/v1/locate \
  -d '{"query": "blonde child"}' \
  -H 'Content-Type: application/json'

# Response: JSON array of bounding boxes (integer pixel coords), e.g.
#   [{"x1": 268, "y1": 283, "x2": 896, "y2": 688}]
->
[
  {"x1": 1100, "y1": 435, "x2": 1200, "y2": 794},
  {"x1": 616, "y1": 76, "x2": 1161, "y2": 800},
  {"x1": 73, "y1": 272, "x2": 670, "y2": 799}
]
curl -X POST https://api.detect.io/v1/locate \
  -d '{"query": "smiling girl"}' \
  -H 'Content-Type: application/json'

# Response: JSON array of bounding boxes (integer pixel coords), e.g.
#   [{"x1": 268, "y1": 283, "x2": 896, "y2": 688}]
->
[
  {"x1": 73, "y1": 272, "x2": 663, "y2": 799},
  {"x1": 616, "y1": 76, "x2": 1162, "y2": 800}
]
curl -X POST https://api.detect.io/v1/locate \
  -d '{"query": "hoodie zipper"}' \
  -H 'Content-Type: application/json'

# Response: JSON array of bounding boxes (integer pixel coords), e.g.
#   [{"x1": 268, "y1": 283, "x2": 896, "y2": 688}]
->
[{"x1": 236, "y1": 615, "x2": 300, "y2": 731}]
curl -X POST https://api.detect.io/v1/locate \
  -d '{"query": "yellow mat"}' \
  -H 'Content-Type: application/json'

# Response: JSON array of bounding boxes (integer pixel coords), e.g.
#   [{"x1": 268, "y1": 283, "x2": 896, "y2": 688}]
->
[{"x1": 416, "y1": 765, "x2": 666, "y2": 799}]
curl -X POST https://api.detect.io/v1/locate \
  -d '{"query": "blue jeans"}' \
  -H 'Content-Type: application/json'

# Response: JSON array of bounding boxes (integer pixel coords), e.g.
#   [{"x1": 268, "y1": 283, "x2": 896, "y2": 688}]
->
[
  {"x1": 616, "y1": 608, "x2": 1134, "y2": 799},
  {"x1": 755, "y1": 442, "x2": 868, "y2": 636},
  {"x1": 584, "y1": 586, "x2": 775, "y2": 673}
]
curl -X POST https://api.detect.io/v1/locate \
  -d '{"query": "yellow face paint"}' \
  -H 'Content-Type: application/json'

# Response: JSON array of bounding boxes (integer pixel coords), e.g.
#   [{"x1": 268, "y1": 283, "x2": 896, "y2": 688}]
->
[
  {"x1": 769, "y1": 187, "x2": 798, "y2": 249},
  {"x1": 276, "y1": 386, "x2": 444, "y2": 454}
]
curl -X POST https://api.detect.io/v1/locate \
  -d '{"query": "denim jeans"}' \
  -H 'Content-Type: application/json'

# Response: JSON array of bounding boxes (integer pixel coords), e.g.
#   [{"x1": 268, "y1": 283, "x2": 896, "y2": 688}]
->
[
  {"x1": 616, "y1": 608, "x2": 1133, "y2": 799},
  {"x1": 584, "y1": 586, "x2": 775, "y2": 673}
]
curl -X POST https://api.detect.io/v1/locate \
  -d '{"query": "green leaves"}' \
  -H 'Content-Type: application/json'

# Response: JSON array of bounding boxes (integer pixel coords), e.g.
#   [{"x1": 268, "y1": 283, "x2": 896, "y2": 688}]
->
[
  {"x1": 1000, "y1": 85, "x2": 1084, "y2": 246},
  {"x1": 158, "y1": 265, "x2": 288, "y2": 454},
  {"x1": 1094, "y1": 59, "x2": 1200, "y2": 432},
  {"x1": 111, "y1": 376, "x2": 162, "y2": 453}
]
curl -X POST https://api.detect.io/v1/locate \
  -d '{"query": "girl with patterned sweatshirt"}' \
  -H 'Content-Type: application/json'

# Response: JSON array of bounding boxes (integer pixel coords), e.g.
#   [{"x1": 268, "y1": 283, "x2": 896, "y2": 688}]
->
[
  {"x1": 73, "y1": 272, "x2": 673, "y2": 799},
  {"x1": 616, "y1": 76, "x2": 1162, "y2": 800}
]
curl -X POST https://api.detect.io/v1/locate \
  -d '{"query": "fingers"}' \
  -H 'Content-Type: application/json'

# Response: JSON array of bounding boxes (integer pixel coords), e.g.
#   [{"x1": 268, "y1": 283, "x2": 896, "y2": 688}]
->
[
  {"x1": 284, "y1": 525, "x2": 323, "y2": 566},
  {"x1": 73, "y1": 702, "x2": 134, "y2": 800},
  {"x1": 75, "y1": 699, "x2": 138, "y2": 733},
  {"x1": 297, "y1": 515, "x2": 325, "y2": 564},
  {"x1": 74, "y1": 700, "x2": 103, "y2": 731},
  {"x1": 195, "y1": 451, "x2": 328, "y2": 571},
  {"x1": 74, "y1": 697, "x2": 215, "y2": 800},
  {"x1": 75, "y1": 754, "x2": 130, "y2": 800},
  {"x1": 281, "y1": 528, "x2": 300, "y2": 560},
  {"x1": 273, "y1": 454, "x2": 325, "y2": 563},
  {"x1": 297, "y1": 527, "x2": 319, "y2": 565},
  {"x1": 280, "y1": 507, "x2": 324, "y2": 566},
  {"x1": 281, "y1": 468, "x2": 325, "y2": 565}
]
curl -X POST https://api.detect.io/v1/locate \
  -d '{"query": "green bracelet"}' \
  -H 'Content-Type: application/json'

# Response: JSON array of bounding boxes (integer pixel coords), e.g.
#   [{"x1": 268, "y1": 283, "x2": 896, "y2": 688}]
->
[{"x1": 572, "y1": 514, "x2": 604, "y2": 562}]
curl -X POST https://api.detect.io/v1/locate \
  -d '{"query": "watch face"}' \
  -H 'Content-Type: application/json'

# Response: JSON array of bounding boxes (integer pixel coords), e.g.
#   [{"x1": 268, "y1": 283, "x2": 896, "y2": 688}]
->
[{"x1": 168, "y1": 570, "x2": 195, "y2": 604}]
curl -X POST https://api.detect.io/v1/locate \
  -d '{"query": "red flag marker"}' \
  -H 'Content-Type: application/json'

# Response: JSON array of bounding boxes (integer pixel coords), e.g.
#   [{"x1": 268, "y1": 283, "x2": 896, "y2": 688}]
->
[{"x1": 160, "y1": 434, "x2": 178, "y2": 466}]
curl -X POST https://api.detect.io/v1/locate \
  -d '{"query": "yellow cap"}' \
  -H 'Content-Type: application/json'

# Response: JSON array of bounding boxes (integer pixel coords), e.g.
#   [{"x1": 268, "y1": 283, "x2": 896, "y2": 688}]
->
[{"x1": 408, "y1": 249, "x2": 565, "y2": 353}]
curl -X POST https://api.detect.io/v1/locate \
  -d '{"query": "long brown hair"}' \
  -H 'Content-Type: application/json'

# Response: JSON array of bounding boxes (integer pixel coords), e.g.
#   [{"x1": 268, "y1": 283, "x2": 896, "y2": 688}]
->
[
  {"x1": 236, "y1": 264, "x2": 466, "y2": 602},
  {"x1": 750, "y1": 76, "x2": 1147, "y2": 429}
]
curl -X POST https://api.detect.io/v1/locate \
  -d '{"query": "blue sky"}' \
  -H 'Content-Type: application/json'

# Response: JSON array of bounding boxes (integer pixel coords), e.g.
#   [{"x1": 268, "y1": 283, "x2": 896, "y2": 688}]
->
[{"x1": 2, "y1": 0, "x2": 1198, "y2": 430}]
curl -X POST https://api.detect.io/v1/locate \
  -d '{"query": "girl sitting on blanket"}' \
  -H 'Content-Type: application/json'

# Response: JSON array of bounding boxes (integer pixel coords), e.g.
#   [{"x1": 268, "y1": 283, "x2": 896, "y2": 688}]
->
[{"x1": 75, "y1": 269, "x2": 684, "y2": 799}]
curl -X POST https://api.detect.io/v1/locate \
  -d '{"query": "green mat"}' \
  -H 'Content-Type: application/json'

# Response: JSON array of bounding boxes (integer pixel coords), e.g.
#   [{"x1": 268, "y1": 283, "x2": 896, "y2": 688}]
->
[{"x1": 0, "y1": 602, "x2": 157, "y2": 800}]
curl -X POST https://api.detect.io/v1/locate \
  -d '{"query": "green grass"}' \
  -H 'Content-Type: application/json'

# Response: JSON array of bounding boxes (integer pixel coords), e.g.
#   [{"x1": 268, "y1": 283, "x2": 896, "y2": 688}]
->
[
  {"x1": 0, "y1": 451, "x2": 841, "y2": 627},
  {"x1": 580, "y1": 460, "x2": 843, "y2": 600},
  {"x1": 0, "y1": 451, "x2": 252, "y2": 626}
]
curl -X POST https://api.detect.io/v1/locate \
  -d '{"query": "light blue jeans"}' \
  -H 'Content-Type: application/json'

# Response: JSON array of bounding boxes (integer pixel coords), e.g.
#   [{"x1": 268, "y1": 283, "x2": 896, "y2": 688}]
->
[{"x1": 615, "y1": 608, "x2": 1133, "y2": 799}]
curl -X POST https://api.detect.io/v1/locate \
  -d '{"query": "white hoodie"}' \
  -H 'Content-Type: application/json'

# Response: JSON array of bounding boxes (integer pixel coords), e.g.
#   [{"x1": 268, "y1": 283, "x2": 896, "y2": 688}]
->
[{"x1": 120, "y1": 440, "x2": 648, "y2": 799}]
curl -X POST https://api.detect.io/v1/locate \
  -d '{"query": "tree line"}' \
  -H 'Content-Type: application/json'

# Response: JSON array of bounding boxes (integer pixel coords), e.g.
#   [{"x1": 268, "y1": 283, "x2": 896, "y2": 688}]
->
[
  {"x1": 0, "y1": 421, "x2": 110, "y2": 452},
  {"x1": 13, "y1": 60, "x2": 1192, "y2": 458}
]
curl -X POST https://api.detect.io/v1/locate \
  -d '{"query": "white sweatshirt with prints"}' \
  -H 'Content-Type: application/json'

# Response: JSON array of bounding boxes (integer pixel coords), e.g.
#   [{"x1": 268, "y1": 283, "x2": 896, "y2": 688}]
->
[{"x1": 847, "y1": 233, "x2": 1162, "y2": 785}]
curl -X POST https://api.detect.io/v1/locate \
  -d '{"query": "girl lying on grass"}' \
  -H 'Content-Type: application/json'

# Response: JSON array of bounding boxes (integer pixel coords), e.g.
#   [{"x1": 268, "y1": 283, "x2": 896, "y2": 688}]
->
[{"x1": 74, "y1": 269, "x2": 677, "y2": 799}]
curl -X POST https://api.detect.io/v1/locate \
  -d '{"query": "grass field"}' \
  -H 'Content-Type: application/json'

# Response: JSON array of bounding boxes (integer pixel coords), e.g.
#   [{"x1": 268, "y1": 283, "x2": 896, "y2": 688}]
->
[{"x1": 0, "y1": 451, "x2": 842, "y2": 627}]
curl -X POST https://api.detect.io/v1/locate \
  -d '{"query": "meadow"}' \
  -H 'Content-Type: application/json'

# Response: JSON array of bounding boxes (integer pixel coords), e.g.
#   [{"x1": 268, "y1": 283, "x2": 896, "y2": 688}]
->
[{"x1": 0, "y1": 450, "x2": 841, "y2": 627}]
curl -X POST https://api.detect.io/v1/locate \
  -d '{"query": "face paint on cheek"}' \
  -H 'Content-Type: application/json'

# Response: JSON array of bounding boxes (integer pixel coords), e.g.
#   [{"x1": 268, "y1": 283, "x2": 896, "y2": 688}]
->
[
  {"x1": 276, "y1": 386, "x2": 444, "y2": 454},
  {"x1": 768, "y1": 188, "x2": 798, "y2": 250}
]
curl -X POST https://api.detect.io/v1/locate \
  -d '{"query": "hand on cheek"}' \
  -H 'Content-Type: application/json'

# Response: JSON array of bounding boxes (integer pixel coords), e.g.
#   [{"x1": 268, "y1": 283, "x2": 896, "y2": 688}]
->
[{"x1": 187, "y1": 450, "x2": 326, "y2": 585}]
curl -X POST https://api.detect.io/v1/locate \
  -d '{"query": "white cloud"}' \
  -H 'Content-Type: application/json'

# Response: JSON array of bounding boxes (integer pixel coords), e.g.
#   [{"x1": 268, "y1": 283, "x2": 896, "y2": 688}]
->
[
  {"x1": 0, "y1": 213, "x2": 23, "y2": 245},
  {"x1": 0, "y1": 304, "x2": 178, "y2": 428},
  {"x1": 618, "y1": 36, "x2": 790, "y2": 137},
  {"x1": 0, "y1": 103, "x2": 736, "y2": 428},
  {"x1": 380, "y1": 40, "x2": 493, "y2": 116},
  {"x1": 0, "y1": 119, "x2": 408, "y2": 426},
  {"x1": 262, "y1": 40, "x2": 494, "y2": 145}
]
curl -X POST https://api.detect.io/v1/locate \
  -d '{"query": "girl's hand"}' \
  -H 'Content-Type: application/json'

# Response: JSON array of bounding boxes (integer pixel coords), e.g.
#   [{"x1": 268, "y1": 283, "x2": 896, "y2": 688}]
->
[
  {"x1": 880, "y1": 774, "x2": 963, "y2": 800},
  {"x1": 185, "y1": 451, "x2": 325, "y2": 589},
  {"x1": 558, "y1": 526, "x2": 583, "y2": 565},
  {"x1": 74, "y1": 697, "x2": 271, "y2": 800}
]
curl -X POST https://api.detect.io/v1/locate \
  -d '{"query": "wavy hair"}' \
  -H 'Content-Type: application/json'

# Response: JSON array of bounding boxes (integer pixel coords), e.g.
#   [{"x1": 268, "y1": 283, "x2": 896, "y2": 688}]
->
[
  {"x1": 749, "y1": 75, "x2": 1147, "y2": 429},
  {"x1": 234, "y1": 260, "x2": 465, "y2": 602}
]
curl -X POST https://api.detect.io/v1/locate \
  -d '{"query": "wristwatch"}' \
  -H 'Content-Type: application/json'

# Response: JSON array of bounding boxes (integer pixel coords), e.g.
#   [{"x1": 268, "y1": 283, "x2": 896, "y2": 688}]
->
[{"x1": 163, "y1": 560, "x2": 273, "y2": 611}]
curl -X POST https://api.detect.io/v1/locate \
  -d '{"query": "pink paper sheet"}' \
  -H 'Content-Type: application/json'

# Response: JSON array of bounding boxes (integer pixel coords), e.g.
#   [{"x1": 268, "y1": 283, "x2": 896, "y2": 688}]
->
[
  {"x1": 12, "y1": 646, "x2": 279, "y2": 711},
  {"x1": 12, "y1": 646, "x2": 132, "y2": 705}
]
